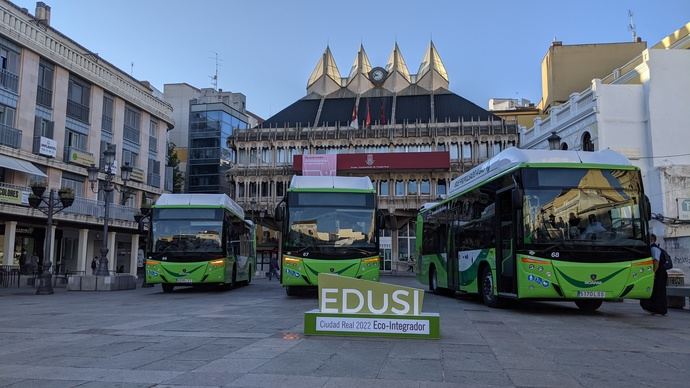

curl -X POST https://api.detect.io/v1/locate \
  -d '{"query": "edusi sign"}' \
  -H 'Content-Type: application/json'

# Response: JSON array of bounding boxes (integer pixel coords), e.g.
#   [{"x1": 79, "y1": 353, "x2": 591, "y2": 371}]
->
[{"x1": 304, "y1": 273, "x2": 440, "y2": 339}]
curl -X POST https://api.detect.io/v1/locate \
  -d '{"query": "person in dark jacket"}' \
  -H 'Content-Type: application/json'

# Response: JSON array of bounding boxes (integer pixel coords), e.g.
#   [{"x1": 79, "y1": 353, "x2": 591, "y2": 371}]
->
[{"x1": 640, "y1": 234, "x2": 668, "y2": 315}]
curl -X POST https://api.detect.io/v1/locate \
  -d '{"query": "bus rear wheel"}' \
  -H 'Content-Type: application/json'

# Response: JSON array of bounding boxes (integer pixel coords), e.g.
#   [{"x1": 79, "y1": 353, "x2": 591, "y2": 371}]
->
[
  {"x1": 162, "y1": 284, "x2": 174, "y2": 293},
  {"x1": 575, "y1": 300, "x2": 603, "y2": 312},
  {"x1": 480, "y1": 267, "x2": 501, "y2": 308}
]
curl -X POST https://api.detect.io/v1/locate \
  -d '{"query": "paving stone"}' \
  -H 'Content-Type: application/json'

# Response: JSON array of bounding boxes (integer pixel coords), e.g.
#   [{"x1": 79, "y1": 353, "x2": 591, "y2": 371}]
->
[{"x1": 161, "y1": 371, "x2": 241, "y2": 386}]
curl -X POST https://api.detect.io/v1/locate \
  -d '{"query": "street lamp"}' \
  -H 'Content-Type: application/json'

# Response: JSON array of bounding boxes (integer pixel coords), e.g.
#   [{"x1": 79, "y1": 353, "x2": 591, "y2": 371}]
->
[
  {"x1": 547, "y1": 132, "x2": 562, "y2": 150},
  {"x1": 134, "y1": 205, "x2": 153, "y2": 287},
  {"x1": 28, "y1": 182, "x2": 75, "y2": 295},
  {"x1": 86, "y1": 144, "x2": 134, "y2": 277}
]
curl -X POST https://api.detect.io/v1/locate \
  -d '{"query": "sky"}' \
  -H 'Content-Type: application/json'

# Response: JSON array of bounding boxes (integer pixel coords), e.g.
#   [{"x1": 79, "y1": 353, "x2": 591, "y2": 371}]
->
[{"x1": 14, "y1": 0, "x2": 690, "y2": 119}]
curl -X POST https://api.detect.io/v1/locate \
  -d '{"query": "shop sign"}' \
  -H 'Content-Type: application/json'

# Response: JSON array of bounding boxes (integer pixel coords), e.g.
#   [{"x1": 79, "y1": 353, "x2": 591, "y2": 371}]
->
[
  {"x1": 38, "y1": 137, "x2": 57, "y2": 158},
  {"x1": 130, "y1": 167, "x2": 145, "y2": 182},
  {"x1": 379, "y1": 236, "x2": 392, "y2": 250},
  {"x1": 0, "y1": 186, "x2": 29, "y2": 205},
  {"x1": 67, "y1": 147, "x2": 95, "y2": 167},
  {"x1": 304, "y1": 273, "x2": 440, "y2": 339},
  {"x1": 679, "y1": 198, "x2": 690, "y2": 220}
]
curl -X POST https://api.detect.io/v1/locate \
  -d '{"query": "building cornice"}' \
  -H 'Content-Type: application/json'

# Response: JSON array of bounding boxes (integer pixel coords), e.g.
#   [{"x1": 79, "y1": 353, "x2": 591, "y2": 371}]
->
[{"x1": 0, "y1": 1, "x2": 173, "y2": 126}]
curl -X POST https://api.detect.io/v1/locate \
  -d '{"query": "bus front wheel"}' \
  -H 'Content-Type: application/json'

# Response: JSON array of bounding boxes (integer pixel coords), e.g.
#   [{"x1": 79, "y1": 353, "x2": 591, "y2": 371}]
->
[
  {"x1": 429, "y1": 267, "x2": 438, "y2": 293},
  {"x1": 285, "y1": 286, "x2": 298, "y2": 297},
  {"x1": 575, "y1": 300, "x2": 603, "y2": 312},
  {"x1": 162, "y1": 284, "x2": 174, "y2": 293},
  {"x1": 480, "y1": 267, "x2": 501, "y2": 308}
]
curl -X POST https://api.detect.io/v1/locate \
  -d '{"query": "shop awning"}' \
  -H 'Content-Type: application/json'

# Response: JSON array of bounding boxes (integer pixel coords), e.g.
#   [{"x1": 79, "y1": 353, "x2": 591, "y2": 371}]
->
[{"x1": 0, "y1": 154, "x2": 47, "y2": 177}]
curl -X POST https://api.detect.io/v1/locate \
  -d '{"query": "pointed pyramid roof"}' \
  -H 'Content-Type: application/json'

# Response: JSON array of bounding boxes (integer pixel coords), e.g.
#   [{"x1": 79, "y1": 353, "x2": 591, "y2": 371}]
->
[
  {"x1": 416, "y1": 41, "x2": 449, "y2": 91},
  {"x1": 385, "y1": 43, "x2": 411, "y2": 81},
  {"x1": 307, "y1": 46, "x2": 343, "y2": 96},
  {"x1": 347, "y1": 44, "x2": 373, "y2": 79}
]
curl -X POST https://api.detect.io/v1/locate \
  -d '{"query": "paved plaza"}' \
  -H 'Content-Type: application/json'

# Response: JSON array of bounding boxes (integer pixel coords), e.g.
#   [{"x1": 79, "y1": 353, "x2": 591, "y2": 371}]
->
[{"x1": 0, "y1": 276, "x2": 689, "y2": 387}]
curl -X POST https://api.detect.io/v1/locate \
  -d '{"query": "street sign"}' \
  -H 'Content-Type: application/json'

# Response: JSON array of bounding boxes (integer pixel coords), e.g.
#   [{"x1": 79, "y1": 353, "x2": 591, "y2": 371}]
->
[{"x1": 679, "y1": 198, "x2": 690, "y2": 220}]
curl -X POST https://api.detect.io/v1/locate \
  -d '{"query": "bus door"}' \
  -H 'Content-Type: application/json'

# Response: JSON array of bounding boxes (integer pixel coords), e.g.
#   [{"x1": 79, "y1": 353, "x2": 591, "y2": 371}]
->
[
  {"x1": 496, "y1": 188, "x2": 517, "y2": 295},
  {"x1": 446, "y1": 218, "x2": 459, "y2": 291}
]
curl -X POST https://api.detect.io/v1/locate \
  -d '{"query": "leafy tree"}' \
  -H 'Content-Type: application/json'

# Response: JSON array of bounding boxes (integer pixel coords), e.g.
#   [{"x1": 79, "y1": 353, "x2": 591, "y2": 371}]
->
[{"x1": 167, "y1": 142, "x2": 185, "y2": 193}]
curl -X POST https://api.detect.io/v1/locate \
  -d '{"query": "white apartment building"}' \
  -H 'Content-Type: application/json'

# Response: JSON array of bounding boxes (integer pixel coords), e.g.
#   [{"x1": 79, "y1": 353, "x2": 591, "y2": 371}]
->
[
  {"x1": 520, "y1": 22, "x2": 690, "y2": 276},
  {"x1": 0, "y1": 1, "x2": 174, "y2": 277}
]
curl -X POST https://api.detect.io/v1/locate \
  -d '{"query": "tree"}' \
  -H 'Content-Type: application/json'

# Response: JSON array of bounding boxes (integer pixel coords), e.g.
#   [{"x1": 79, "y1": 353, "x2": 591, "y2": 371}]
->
[{"x1": 167, "y1": 142, "x2": 185, "y2": 193}]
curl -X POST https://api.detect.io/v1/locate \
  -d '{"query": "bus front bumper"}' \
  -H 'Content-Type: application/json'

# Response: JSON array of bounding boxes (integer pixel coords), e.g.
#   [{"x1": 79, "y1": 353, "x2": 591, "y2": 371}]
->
[
  {"x1": 145, "y1": 259, "x2": 227, "y2": 285},
  {"x1": 282, "y1": 255, "x2": 380, "y2": 286}
]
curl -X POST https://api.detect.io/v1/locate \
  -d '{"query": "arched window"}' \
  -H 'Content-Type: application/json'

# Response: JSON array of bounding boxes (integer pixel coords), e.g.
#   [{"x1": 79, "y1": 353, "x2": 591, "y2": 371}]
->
[
  {"x1": 561, "y1": 142, "x2": 568, "y2": 150},
  {"x1": 582, "y1": 132, "x2": 594, "y2": 152}
]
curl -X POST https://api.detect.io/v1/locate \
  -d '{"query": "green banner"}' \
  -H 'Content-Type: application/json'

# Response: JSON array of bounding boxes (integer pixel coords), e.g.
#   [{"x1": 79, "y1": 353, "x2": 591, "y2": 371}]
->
[{"x1": 318, "y1": 273, "x2": 425, "y2": 315}]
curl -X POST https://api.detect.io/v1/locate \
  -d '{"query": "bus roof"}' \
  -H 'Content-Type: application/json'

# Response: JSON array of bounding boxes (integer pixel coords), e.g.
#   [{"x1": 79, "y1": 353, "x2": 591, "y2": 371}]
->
[
  {"x1": 153, "y1": 193, "x2": 245, "y2": 219},
  {"x1": 447, "y1": 148, "x2": 634, "y2": 199},
  {"x1": 288, "y1": 176, "x2": 375, "y2": 193}
]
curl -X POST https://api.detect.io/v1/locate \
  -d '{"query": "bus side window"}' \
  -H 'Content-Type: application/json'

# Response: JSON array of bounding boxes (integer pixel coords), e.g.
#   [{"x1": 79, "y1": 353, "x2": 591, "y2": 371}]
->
[{"x1": 229, "y1": 222, "x2": 242, "y2": 256}]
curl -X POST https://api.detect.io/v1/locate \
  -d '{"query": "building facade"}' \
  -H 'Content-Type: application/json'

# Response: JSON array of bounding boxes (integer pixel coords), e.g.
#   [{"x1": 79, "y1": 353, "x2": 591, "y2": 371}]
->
[
  {"x1": 0, "y1": 1, "x2": 173, "y2": 277},
  {"x1": 520, "y1": 22, "x2": 690, "y2": 277},
  {"x1": 227, "y1": 42, "x2": 519, "y2": 273},
  {"x1": 163, "y1": 84, "x2": 258, "y2": 193}
]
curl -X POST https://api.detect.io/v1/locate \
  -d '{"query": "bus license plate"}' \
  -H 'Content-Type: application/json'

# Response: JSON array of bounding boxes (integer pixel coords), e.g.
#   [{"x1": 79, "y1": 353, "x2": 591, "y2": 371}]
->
[
  {"x1": 176, "y1": 278, "x2": 192, "y2": 284},
  {"x1": 577, "y1": 291, "x2": 605, "y2": 298}
]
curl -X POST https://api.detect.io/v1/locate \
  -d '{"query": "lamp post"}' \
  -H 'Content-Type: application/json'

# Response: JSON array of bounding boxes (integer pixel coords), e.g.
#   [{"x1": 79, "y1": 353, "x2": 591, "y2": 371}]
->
[
  {"x1": 86, "y1": 144, "x2": 133, "y2": 277},
  {"x1": 28, "y1": 183, "x2": 74, "y2": 295},
  {"x1": 547, "y1": 131, "x2": 562, "y2": 150},
  {"x1": 134, "y1": 205, "x2": 153, "y2": 287}
]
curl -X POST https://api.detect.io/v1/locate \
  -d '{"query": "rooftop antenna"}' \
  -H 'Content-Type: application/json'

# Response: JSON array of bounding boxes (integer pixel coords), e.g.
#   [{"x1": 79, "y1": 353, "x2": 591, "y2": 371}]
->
[
  {"x1": 209, "y1": 52, "x2": 221, "y2": 90},
  {"x1": 130, "y1": 62, "x2": 134, "y2": 76},
  {"x1": 628, "y1": 10, "x2": 637, "y2": 42}
]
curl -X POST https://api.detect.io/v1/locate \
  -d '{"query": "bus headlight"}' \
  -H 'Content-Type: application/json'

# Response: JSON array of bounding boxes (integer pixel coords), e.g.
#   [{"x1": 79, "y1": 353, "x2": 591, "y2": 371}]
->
[
  {"x1": 284, "y1": 257, "x2": 302, "y2": 266},
  {"x1": 362, "y1": 257, "x2": 379, "y2": 267},
  {"x1": 209, "y1": 259, "x2": 225, "y2": 267}
]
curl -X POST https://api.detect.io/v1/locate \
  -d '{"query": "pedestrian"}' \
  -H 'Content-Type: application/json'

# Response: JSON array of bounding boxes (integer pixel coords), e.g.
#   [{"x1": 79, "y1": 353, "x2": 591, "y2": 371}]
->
[
  {"x1": 640, "y1": 234, "x2": 668, "y2": 315},
  {"x1": 19, "y1": 248, "x2": 27, "y2": 274},
  {"x1": 29, "y1": 252, "x2": 39, "y2": 274},
  {"x1": 268, "y1": 253, "x2": 279, "y2": 281},
  {"x1": 91, "y1": 256, "x2": 98, "y2": 275}
]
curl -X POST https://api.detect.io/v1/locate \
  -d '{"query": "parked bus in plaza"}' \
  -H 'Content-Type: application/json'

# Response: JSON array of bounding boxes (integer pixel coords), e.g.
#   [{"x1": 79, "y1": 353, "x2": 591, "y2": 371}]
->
[
  {"x1": 416, "y1": 148, "x2": 654, "y2": 311},
  {"x1": 276, "y1": 176, "x2": 380, "y2": 296},
  {"x1": 146, "y1": 194, "x2": 256, "y2": 292}
]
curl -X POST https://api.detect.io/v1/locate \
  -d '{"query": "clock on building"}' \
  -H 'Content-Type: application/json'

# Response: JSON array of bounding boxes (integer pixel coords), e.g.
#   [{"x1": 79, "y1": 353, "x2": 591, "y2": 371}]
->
[{"x1": 369, "y1": 67, "x2": 388, "y2": 86}]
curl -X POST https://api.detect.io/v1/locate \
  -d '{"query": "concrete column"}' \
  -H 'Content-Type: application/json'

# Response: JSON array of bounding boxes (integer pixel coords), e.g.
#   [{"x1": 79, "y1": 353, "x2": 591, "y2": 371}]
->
[
  {"x1": 130, "y1": 234, "x2": 139, "y2": 277},
  {"x1": 53, "y1": 66, "x2": 69, "y2": 161},
  {"x1": 48, "y1": 225, "x2": 57, "y2": 272},
  {"x1": 391, "y1": 227, "x2": 399, "y2": 275},
  {"x1": 3, "y1": 221, "x2": 17, "y2": 265},
  {"x1": 107, "y1": 232, "x2": 116, "y2": 273},
  {"x1": 77, "y1": 228, "x2": 89, "y2": 274}
]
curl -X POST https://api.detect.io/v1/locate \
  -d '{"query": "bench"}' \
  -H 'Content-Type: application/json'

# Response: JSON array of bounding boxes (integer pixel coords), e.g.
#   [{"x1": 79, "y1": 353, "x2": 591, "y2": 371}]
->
[{"x1": 667, "y1": 286, "x2": 690, "y2": 309}]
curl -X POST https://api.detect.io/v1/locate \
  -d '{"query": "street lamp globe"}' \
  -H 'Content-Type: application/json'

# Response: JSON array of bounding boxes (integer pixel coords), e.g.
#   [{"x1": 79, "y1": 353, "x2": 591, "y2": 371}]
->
[
  {"x1": 87, "y1": 164, "x2": 99, "y2": 185},
  {"x1": 547, "y1": 132, "x2": 562, "y2": 151},
  {"x1": 104, "y1": 145, "x2": 116, "y2": 167},
  {"x1": 121, "y1": 162, "x2": 133, "y2": 183}
]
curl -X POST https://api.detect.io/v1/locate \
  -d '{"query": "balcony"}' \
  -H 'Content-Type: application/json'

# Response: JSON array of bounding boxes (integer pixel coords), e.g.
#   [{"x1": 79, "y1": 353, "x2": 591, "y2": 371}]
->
[
  {"x1": 0, "y1": 68, "x2": 18, "y2": 93},
  {"x1": 189, "y1": 147, "x2": 219, "y2": 163},
  {"x1": 123, "y1": 126, "x2": 140, "y2": 144},
  {"x1": 63, "y1": 196, "x2": 137, "y2": 222},
  {"x1": 147, "y1": 173, "x2": 160, "y2": 188},
  {"x1": 66, "y1": 100, "x2": 90, "y2": 123},
  {"x1": 0, "y1": 123, "x2": 21, "y2": 148},
  {"x1": 36, "y1": 85, "x2": 53, "y2": 108}
]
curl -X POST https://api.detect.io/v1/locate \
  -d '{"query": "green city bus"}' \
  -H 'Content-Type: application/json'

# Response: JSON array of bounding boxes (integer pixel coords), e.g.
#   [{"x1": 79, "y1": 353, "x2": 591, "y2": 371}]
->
[
  {"x1": 417, "y1": 148, "x2": 654, "y2": 312},
  {"x1": 146, "y1": 194, "x2": 256, "y2": 292},
  {"x1": 276, "y1": 176, "x2": 380, "y2": 296}
]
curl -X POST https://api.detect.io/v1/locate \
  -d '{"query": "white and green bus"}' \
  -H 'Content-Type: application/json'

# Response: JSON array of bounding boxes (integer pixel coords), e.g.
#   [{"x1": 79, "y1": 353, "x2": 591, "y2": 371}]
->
[
  {"x1": 146, "y1": 194, "x2": 256, "y2": 293},
  {"x1": 276, "y1": 176, "x2": 381, "y2": 296},
  {"x1": 417, "y1": 148, "x2": 654, "y2": 311}
]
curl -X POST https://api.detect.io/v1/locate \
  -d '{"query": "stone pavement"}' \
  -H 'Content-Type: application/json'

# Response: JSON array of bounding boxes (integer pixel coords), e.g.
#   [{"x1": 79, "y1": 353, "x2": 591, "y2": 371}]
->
[{"x1": 0, "y1": 275, "x2": 689, "y2": 387}]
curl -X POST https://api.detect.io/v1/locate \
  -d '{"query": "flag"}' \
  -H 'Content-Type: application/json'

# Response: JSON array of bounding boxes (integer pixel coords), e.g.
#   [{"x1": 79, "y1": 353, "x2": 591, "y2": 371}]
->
[
  {"x1": 365, "y1": 99, "x2": 371, "y2": 128},
  {"x1": 350, "y1": 101, "x2": 359, "y2": 129},
  {"x1": 380, "y1": 99, "x2": 387, "y2": 125}
]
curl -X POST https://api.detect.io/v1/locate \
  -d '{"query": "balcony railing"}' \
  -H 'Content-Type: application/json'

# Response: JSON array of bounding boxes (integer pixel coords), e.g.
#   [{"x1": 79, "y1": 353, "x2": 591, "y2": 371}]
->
[
  {"x1": 123, "y1": 126, "x2": 140, "y2": 144},
  {"x1": 149, "y1": 136, "x2": 157, "y2": 153},
  {"x1": 189, "y1": 147, "x2": 219, "y2": 162},
  {"x1": 147, "y1": 173, "x2": 160, "y2": 188},
  {"x1": 66, "y1": 100, "x2": 90, "y2": 123},
  {"x1": 101, "y1": 116, "x2": 113, "y2": 133},
  {"x1": 36, "y1": 85, "x2": 53, "y2": 108},
  {"x1": 0, "y1": 68, "x2": 18, "y2": 93},
  {"x1": 63, "y1": 196, "x2": 137, "y2": 222},
  {"x1": 0, "y1": 123, "x2": 21, "y2": 148}
]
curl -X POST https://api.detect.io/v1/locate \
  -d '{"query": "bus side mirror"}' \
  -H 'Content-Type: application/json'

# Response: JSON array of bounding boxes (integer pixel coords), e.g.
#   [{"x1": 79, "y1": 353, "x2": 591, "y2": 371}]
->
[
  {"x1": 512, "y1": 189, "x2": 523, "y2": 210},
  {"x1": 274, "y1": 204, "x2": 284, "y2": 222},
  {"x1": 376, "y1": 210, "x2": 386, "y2": 229},
  {"x1": 644, "y1": 195, "x2": 651, "y2": 220}
]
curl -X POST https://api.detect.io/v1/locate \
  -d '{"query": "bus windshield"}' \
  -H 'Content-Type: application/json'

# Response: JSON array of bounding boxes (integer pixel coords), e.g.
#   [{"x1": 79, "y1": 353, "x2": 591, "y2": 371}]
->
[
  {"x1": 286, "y1": 192, "x2": 376, "y2": 258},
  {"x1": 522, "y1": 168, "x2": 645, "y2": 248},
  {"x1": 152, "y1": 208, "x2": 224, "y2": 254}
]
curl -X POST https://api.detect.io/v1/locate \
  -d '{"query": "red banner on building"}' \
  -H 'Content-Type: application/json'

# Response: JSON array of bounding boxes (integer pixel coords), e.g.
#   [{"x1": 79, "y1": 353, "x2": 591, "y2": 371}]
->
[{"x1": 294, "y1": 151, "x2": 449, "y2": 173}]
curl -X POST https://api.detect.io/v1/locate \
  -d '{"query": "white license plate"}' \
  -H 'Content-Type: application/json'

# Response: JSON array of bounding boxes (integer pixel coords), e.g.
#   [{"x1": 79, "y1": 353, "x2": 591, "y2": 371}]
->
[
  {"x1": 176, "y1": 278, "x2": 192, "y2": 284},
  {"x1": 577, "y1": 291, "x2": 605, "y2": 298}
]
